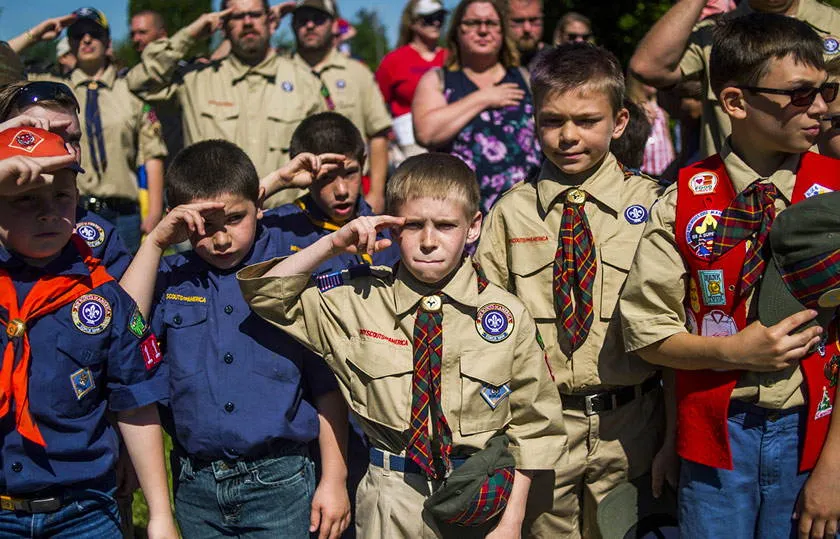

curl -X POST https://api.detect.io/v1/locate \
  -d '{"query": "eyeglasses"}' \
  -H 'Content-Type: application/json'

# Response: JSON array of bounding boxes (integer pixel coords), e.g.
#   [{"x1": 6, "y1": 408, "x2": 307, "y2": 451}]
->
[
  {"x1": 419, "y1": 12, "x2": 446, "y2": 27},
  {"x1": 510, "y1": 16, "x2": 543, "y2": 27},
  {"x1": 564, "y1": 32, "x2": 592, "y2": 41},
  {"x1": 737, "y1": 82, "x2": 839, "y2": 107},
  {"x1": 1, "y1": 81, "x2": 80, "y2": 121},
  {"x1": 460, "y1": 19, "x2": 501, "y2": 31},
  {"x1": 293, "y1": 11, "x2": 331, "y2": 27},
  {"x1": 67, "y1": 22, "x2": 108, "y2": 42},
  {"x1": 227, "y1": 10, "x2": 267, "y2": 21}
]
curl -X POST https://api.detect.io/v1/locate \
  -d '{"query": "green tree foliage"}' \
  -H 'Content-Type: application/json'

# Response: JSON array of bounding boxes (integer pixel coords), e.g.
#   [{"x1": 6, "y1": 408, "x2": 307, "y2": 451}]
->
[{"x1": 350, "y1": 9, "x2": 391, "y2": 70}]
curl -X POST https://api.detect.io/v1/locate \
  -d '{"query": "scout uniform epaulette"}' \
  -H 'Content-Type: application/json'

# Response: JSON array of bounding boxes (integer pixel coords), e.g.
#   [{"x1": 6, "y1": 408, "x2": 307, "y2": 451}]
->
[{"x1": 315, "y1": 264, "x2": 393, "y2": 292}]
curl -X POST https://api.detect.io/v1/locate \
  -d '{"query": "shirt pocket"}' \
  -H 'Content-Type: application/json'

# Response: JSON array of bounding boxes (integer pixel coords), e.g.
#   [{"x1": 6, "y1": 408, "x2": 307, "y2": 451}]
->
[
  {"x1": 265, "y1": 90, "x2": 309, "y2": 160},
  {"x1": 459, "y1": 350, "x2": 512, "y2": 435},
  {"x1": 509, "y1": 245, "x2": 556, "y2": 319},
  {"x1": 197, "y1": 100, "x2": 240, "y2": 142},
  {"x1": 163, "y1": 305, "x2": 208, "y2": 381},
  {"x1": 599, "y1": 247, "x2": 632, "y2": 322},
  {"x1": 345, "y1": 339, "x2": 414, "y2": 431},
  {"x1": 53, "y1": 334, "x2": 107, "y2": 418}
]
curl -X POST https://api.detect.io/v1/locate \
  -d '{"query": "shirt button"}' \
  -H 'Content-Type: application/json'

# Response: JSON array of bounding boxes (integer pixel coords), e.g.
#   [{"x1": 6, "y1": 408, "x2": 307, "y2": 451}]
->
[
  {"x1": 224, "y1": 402, "x2": 235, "y2": 413},
  {"x1": 224, "y1": 305, "x2": 233, "y2": 314},
  {"x1": 173, "y1": 314, "x2": 182, "y2": 325},
  {"x1": 224, "y1": 353, "x2": 234, "y2": 364},
  {"x1": 11, "y1": 462, "x2": 22, "y2": 473}
]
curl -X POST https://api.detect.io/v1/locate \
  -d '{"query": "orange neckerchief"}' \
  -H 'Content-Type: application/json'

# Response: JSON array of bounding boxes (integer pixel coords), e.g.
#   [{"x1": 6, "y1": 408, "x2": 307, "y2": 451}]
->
[{"x1": 0, "y1": 235, "x2": 114, "y2": 446}]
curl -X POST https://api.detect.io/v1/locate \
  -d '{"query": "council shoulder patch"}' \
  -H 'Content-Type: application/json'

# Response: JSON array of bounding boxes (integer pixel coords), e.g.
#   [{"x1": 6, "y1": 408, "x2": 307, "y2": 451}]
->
[
  {"x1": 71, "y1": 294, "x2": 112, "y2": 335},
  {"x1": 128, "y1": 306, "x2": 149, "y2": 339},
  {"x1": 76, "y1": 221, "x2": 105, "y2": 248},
  {"x1": 475, "y1": 303, "x2": 514, "y2": 343}
]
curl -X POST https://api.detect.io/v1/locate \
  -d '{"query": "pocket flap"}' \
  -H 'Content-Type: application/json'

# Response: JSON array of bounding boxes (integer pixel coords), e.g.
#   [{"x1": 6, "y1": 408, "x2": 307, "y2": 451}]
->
[
  {"x1": 509, "y1": 245, "x2": 555, "y2": 277},
  {"x1": 163, "y1": 305, "x2": 208, "y2": 328},
  {"x1": 460, "y1": 350, "x2": 511, "y2": 388},
  {"x1": 347, "y1": 340, "x2": 414, "y2": 379},
  {"x1": 600, "y1": 247, "x2": 633, "y2": 272},
  {"x1": 57, "y1": 335, "x2": 103, "y2": 365},
  {"x1": 199, "y1": 100, "x2": 240, "y2": 120}
]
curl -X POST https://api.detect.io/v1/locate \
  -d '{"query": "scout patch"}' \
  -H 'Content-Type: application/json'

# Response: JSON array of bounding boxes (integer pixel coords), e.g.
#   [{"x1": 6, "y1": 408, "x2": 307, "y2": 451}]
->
[
  {"x1": 128, "y1": 307, "x2": 148, "y2": 339},
  {"x1": 76, "y1": 221, "x2": 105, "y2": 248},
  {"x1": 9, "y1": 129, "x2": 44, "y2": 153},
  {"x1": 71, "y1": 294, "x2": 112, "y2": 334},
  {"x1": 698, "y1": 269, "x2": 726, "y2": 306},
  {"x1": 689, "y1": 279, "x2": 701, "y2": 313},
  {"x1": 282, "y1": 81, "x2": 294, "y2": 92},
  {"x1": 336, "y1": 79, "x2": 346, "y2": 89},
  {"x1": 804, "y1": 183, "x2": 833, "y2": 198},
  {"x1": 480, "y1": 383, "x2": 511, "y2": 409},
  {"x1": 624, "y1": 205, "x2": 648, "y2": 225},
  {"x1": 475, "y1": 303, "x2": 514, "y2": 343},
  {"x1": 686, "y1": 309, "x2": 698, "y2": 335},
  {"x1": 825, "y1": 36, "x2": 840, "y2": 55},
  {"x1": 815, "y1": 386, "x2": 833, "y2": 419},
  {"x1": 826, "y1": 355, "x2": 839, "y2": 387},
  {"x1": 70, "y1": 367, "x2": 96, "y2": 399},
  {"x1": 685, "y1": 210, "x2": 721, "y2": 259},
  {"x1": 140, "y1": 334, "x2": 162, "y2": 371},
  {"x1": 688, "y1": 171, "x2": 718, "y2": 195},
  {"x1": 701, "y1": 310, "x2": 738, "y2": 337}
]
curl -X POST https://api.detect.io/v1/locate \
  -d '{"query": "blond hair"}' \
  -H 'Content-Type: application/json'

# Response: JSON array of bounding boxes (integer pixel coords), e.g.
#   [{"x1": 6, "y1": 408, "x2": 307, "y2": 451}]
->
[
  {"x1": 386, "y1": 153, "x2": 479, "y2": 217},
  {"x1": 444, "y1": 0, "x2": 519, "y2": 70},
  {"x1": 398, "y1": 0, "x2": 421, "y2": 47}
]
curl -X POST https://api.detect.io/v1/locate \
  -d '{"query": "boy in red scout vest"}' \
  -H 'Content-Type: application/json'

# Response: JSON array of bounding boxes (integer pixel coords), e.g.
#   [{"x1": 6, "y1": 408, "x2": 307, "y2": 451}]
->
[
  {"x1": 620, "y1": 13, "x2": 840, "y2": 538},
  {"x1": 0, "y1": 127, "x2": 176, "y2": 537}
]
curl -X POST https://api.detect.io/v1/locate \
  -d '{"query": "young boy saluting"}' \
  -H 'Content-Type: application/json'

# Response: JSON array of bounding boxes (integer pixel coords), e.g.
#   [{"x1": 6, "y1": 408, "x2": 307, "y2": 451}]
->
[
  {"x1": 119, "y1": 140, "x2": 351, "y2": 538},
  {"x1": 238, "y1": 153, "x2": 568, "y2": 538},
  {"x1": 476, "y1": 44, "x2": 665, "y2": 537},
  {"x1": 620, "y1": 14, "x2": 840, "y2": 537},
  {"x1": 0, "y1": 127, "x2": 176, "y2": 537}
]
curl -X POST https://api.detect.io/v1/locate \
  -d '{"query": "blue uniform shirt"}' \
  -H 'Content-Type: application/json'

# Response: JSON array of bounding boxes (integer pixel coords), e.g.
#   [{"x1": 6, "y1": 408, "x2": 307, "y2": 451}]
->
[
  {"x1": 0, "y1": 241, "x2": 167, "y2": 495},
  {"x1": 268, "y1": 194, "x2": 400, "y2": 275},
  {"x1": 74, "y1": 208, "x2": 131, "y2": 278},
  {"x1": 151, "y1": 220, "x2": 338, "y2": 461}
]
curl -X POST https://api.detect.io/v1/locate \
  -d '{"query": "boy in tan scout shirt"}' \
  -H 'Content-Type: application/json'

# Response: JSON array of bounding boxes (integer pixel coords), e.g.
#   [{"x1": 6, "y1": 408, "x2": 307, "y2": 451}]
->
[
  {"x1": 620, "y1": 14, "x2": 840, "y2": 538},
  {"x1": 238, "y1": 153, "x2": 567, "y2": 538},
  {"x1": 475, "y1": 43, "x2": 665, "y2": 538}
]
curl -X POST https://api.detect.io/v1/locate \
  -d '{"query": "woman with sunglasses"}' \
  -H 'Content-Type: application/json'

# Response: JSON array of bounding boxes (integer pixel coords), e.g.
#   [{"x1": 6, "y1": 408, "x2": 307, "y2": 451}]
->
[
  {"x1": 412, "y1": 0, "x2": 541, "y2": 215},
  {"x1": 375, "y1": 0, "x2": 448, "y2": 159}
]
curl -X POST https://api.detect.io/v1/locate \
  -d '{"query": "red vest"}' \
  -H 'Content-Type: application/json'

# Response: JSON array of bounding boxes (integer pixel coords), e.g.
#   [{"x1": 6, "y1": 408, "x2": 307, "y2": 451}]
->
[{"x1": 674, "y1": 152, "x2": 840, "y2": 471}]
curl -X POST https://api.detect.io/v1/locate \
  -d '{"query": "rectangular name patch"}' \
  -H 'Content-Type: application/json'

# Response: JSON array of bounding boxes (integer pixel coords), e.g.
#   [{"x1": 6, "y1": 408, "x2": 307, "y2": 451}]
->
[
  {"x1": 165, "y1": 293, "x2": 207, "y2": 303},
  {"x1": 358, "y1": 329, "x2": 409, "y2": 346}
]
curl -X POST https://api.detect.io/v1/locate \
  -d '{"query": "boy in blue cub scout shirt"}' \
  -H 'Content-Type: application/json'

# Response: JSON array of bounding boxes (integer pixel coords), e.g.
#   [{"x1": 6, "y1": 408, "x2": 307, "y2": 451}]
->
[
  {"x1": 120, "y1": 139, "x2": 351, "y2": 538},
  {"x1": 0, "y1": 126, "x2": 175, "y2": 538}
]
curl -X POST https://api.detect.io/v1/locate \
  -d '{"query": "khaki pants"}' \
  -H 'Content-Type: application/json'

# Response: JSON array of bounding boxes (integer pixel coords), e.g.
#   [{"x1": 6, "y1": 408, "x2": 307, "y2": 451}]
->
[{"x1": 524, "y1": 389, "x2": 664, "y2": 539}]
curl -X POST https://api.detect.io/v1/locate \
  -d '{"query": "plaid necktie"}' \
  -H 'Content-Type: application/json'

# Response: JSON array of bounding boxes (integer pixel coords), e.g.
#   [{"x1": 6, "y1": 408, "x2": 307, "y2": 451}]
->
[
  {"x1": 407, "y1": 294, "x2": 453, "y2": 479},
  {"x1": 85, "y1": 81, "x2": 107, "y2": 174},
  {"x1": 310, "y1": 69, "x2": 336, "y2": 111},
  {"x1": 553, "y1": 188, "x2": 597, "y2": 353},
  {"x1": 711, "y1": 181, "x2": 780, "y2": 296}
]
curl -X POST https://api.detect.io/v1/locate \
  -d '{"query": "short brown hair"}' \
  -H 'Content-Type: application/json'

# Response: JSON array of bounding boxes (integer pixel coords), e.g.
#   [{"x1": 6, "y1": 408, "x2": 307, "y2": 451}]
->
[
  {"x1": 710, "y1": 12, "x2": 824, "y2": 97},
  {"x1": 0, "y1": 81, "x2": 78, "y2": 121},
  {"x1": 530, "y1": 42, "x2": 624, "y2": 114},
  {"x1": 444, "y1": 0, "x2": 519, "y2": 70},
  {"x1": 290, "y1": 112, "x2": 365, "y2": 163},
  {"x1": 386, "y1": 153, "x2": 479, "y2": 218},
  {"x1": 166, "y1": 140, "x2": 259, "y2": 207}
]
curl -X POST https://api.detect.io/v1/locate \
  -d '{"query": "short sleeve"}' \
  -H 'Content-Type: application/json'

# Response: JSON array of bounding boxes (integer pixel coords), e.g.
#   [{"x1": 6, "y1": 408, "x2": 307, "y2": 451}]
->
[{"x1": 475, "y1": 205, "x2": 511, "y2": 291}]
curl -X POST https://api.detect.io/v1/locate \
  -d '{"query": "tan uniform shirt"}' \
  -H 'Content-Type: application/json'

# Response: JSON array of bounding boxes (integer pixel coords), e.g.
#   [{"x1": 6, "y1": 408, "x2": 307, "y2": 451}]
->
[
  {"x1": 238, "y1": 257, "x2": 568, "y2": 470},
  {"x1": 294, "y1": 49, "x2": 392, "y2": 140},
  {"x1": 32, "y1": 65, "x2": 167, "y2": 201},
  {"x1": 476, "y1": 154, "x2": 662, "y2": 394},
  {"x1": 620, "y1": 140, "x2": 805, "y2": 409},
  {"x1": 126, "y1": 28, "x2": 324, "y2": 204},
  {"x1": 679, "y1": 0, "x2": 840, "y2": 158}
]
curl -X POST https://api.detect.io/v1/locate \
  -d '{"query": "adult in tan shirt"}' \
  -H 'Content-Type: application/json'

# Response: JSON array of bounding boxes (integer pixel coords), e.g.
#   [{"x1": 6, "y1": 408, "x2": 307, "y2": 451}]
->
[
  {"x1": 630, "y1": 0, "x2": 840, "y2": 158},
  {"x1": 125, "y1": 0, "x2": 324, "y2": 206},
  {"x1": 290, "y1": 0, "x2": 392, "y2": 213}
]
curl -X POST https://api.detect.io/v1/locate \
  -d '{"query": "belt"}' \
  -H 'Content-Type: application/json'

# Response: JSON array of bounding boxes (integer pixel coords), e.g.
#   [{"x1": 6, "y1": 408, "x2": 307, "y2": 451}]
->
[
  {"x1": 186, "y1": 440, "x2": 307, "y2": 472},
  {"x1": 80, "y1": 196, "x2": 139, "y2": 216},
  {"x1": 561, "y1": 375, "x2": 662, "y2": 417},
  {"x1": 369, "y1": 447, "x2": 467, "y2": 474},
  {"x1": 0, "y1": 494, "x2": 64, "y2": 513}
]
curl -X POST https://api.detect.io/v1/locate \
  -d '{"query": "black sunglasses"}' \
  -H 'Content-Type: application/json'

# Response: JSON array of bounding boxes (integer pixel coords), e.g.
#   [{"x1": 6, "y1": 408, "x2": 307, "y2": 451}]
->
[
  {"x1": 68, "y1": 22, "x2": 108, "y2": 42},
  {"x1": 565, "y1": 32, "x2": 591, "y2": 41},
  {"x1": 1, "y1": 81, "x2": 80, "y2": 121},
  {"x1": 226, "y1": 9, "x2": 267, "y2": 21},
  {"x1": 419, "y1": 12, "x2": 446, "y2": 26},
  {"x1": 293, "y1": 10, "x2": 331, "y2": 27},
  {"x1": 738, "y1": 82, "x2": 839, "y2": 107}
]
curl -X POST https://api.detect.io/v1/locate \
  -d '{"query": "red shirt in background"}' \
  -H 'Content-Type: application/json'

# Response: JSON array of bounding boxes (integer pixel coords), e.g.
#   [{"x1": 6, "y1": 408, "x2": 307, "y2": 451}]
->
[{"x1": 375, "y1": 45, "x2": 447, "y2": 117}]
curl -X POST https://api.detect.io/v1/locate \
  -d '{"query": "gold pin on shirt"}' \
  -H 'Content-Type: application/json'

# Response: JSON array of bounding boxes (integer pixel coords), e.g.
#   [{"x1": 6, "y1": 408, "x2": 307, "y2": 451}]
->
[
  {"x1": 421, "y1": 295, "x2": 443, "y2": 312},
  {"x1": 566, "y1": 189, "x2": 586, "y2": 205}
]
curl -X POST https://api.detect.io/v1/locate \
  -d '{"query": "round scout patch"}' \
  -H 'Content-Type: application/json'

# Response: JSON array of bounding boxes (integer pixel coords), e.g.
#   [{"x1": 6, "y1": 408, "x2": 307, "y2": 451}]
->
[
  {"x1": 624, "y1": 205, "x2": 648, "y2": 225},
  {"x1": 475, "y1": 303, "x2": 514, "y2": 343},
  {"x1": 688, "y1": 171, "x2": 718, "y2": 195},
  {"x1": 685, "y1": 210, "x2": 721, "y2": 259},
  {"x1": 76, "y1": 221, "x2": 105, "y2": 248},
  {"x1": 71, "y1": 294, "x2": 112, "y2": 335},
  {"x1": 336, "y1": 79, "x2": 346, "y2": 89},
  {"x1": 825, "y1": 36, "x2": 840, "y2": 55},
  {"x1": 282, "y1": 81, "x2": 294, "y2": 92}
]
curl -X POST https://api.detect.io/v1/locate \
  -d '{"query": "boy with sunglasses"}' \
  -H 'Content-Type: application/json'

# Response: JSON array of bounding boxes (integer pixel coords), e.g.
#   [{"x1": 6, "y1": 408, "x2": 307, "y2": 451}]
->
[
  {"x1": 620, "y1": 13, "x2": 840, "y2": 537},
  {"x1": 818, "y1": 56, "x2": 840, "y2": 159}
]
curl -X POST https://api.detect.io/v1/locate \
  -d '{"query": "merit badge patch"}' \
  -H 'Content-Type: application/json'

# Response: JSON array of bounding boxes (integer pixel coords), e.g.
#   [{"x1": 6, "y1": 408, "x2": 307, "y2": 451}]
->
[
  {"x1": 815, "y1": 386, "x2": 833, "y2": 420},
  {"x1": 804, "y1": 183, "x2": 834, "y2": 198},
  {"x1": 336, "y1": 79, "x2": 346, "y2": 89},
  {"x1": 826, "y1": 355, "x2": 839, "y2": 387},
  {"x1": 128, "y1": 307, "x2": 148, "y2": 339},
  {"x1": 698, "y1": 269, "x2": 726, "y2": 306},
  {"x1": 701, "y1": 309, "x2": 738, "y2": 337},
  {"x1": 9, "y1": 129, "x2": 44, "y2": 153},
  {"x1": 140, "y1": 334, "x2": 162, "y2": 371},
  {"x1": 688, "y1": 171, "x2": 718, "y2": 195},
  {"x1": 75, "y1": 221, "x2": 105, "y2": 248},
  {"x1": 685, "y1": 210, "x2": 721, "y2": 259},
  {"x1": 480, "y1": 383, "x2": 511, "y2": 409},
  {"x1": 825, "y1": 36, "x2": 840, "y2": 55},
  {"x1": 282, "y1": 80, "x2": 294, "y2": 92},
  {"x1": 689, "y1": 279, "x2": 701, "y2": 313},
  {"x1": 70, "y1": 367, "x2": 96, "y2": 399},
  {"x1": 475, "y1": 303, "x2": 514, "y2": 343},
  {"x1": 71, "y1": 294, "x2": 112, "y2": 335},
  {"x1": 624, "y1": 205, "x2": 648, "y2": 225},
  {"x1": 686, "y1": 309, "x2": 698, "y2": 335}
]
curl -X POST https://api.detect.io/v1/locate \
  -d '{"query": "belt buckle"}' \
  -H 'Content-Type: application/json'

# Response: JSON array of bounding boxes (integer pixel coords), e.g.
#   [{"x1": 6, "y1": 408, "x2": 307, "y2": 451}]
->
[
  {"x1": 584, "y1": 395, "x2": 597, "y2": 416},
  {"x1": 29, "y1": 497, "x2": 61, "y2": 513},
  {"x1": 0, "y1": 496, "x2": 14, "y2": 511}
]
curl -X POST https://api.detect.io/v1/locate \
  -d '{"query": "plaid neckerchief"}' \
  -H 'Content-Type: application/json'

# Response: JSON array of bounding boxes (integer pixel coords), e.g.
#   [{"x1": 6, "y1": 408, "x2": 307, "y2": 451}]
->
[
  {"x1": 553, "y1": 188, "x2": 597, "y2": 353},
  {"x1": 85, "y1": 80, "x2": 107, "y2": 174},
  {"x1": 711, "y1": 181, "x2": 780, "y2": 296}
]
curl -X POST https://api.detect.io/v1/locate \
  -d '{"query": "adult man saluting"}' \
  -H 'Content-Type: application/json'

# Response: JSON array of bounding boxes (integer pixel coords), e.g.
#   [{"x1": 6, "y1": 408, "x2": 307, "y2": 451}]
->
[{"x1": 127, "y1": 0, "x2": 324, "y2": 206}]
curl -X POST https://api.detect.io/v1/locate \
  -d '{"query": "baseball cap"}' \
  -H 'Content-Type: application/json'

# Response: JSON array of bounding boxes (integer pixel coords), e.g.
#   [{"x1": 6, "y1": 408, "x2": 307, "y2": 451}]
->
[
  {"x1": 758, "y1": 191, "x2": 840, "y2": 331},
  {"x1": 596, "y1": 475, "x2": 679, "y2": 539},
  {"x1": 294, "y1": 0, "x2": 338, "y2": 18},
  {"x1": 0, "y1": 127, "x2": 84, "y2": 174},
  {"x1": 413, "y1": 0, "x2": 447, "y2": 17},
  {"x1": 68, "y1": 7, "x2": 110, "y2": 39}
]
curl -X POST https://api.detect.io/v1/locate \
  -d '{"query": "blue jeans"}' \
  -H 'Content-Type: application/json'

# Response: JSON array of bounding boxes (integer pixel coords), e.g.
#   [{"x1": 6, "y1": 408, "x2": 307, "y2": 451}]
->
[
  {"x1": 679, "y1": 401, "x2": 808, "y2": 538},
  {"x1": 94, "y1": 207, "x2": 141, "y2": 253},
  {"x1": 0, "y1": 487, "x2": 120, "y2": 538},
  {"x1": 174, "y1": 445, "x2": 315, "y2": 538}
]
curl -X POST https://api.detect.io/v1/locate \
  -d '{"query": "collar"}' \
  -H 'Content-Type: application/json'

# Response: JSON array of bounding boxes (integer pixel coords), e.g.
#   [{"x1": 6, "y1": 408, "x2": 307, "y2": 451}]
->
[
  {"x1": 0, "y1": 239, "x2": 93, "y2": 278},
  {"x1": 796, "y1": 0, "x2": 832, "y2": 33},
  {"x1": 70, "y1": 63, "x2": 117, "y2": 89},
  {"x1": 536, "y1": 153, "x2": 623, "y2": 215},
  {"x1": 719, "y1": 138, "x2": 799, "y2": 203},
  {"x1": 393, "y1": 257, "x2": 479, "y2": 316},
  {"x1": 228, "y1": 51, "x2": 278, "y2": 84},
  {"x1": 293, "y1": 47, "x2": 346, "y2": 74}
]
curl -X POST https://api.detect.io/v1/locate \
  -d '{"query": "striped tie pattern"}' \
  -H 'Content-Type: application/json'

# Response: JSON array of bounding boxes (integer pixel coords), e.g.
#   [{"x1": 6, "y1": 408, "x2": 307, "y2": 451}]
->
[{"x1": 85, "y1": 81, "x2": 107, "y2": 174}]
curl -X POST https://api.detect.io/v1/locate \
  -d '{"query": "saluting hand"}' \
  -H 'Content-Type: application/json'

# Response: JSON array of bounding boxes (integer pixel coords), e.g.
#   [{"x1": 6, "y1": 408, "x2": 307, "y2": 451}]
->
[
  {"x1": 186, "y1": 8, "x2": 232, "y2": 40},
  {"x1": 29, "y1": 13, "x2": 77, "y2": 42},
  {"x1": 329, "y1": 214, "x2": 405, "y2": 256},
  {"x1": 722, "y1": 310, "x2": 823, "y2": 372},
  {"x1": 146, "y1": 201, "x2": 226, "y2": 250},
  {"x1": 0, "y1": 154, "x2": 77, "y2": 195},
  {"x1": 269, "y1": 1, "x2": 297, "y2": 21},
  {"x1": 259, "y1": 152, "x2": 345, "y2": 200}
]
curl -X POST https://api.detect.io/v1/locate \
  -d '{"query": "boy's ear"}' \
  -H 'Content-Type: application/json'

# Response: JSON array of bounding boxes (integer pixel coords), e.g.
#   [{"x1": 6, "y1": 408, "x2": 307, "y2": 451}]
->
[
  {"x1": 720, "y1": 86, "x2": 747, "y2": 120},
  {"x1": 467, "y1": 211, "x2": 482, "y2": 244},
  {"x1": 611, "y1": 107, "x2": 631, "y2": 140}
]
